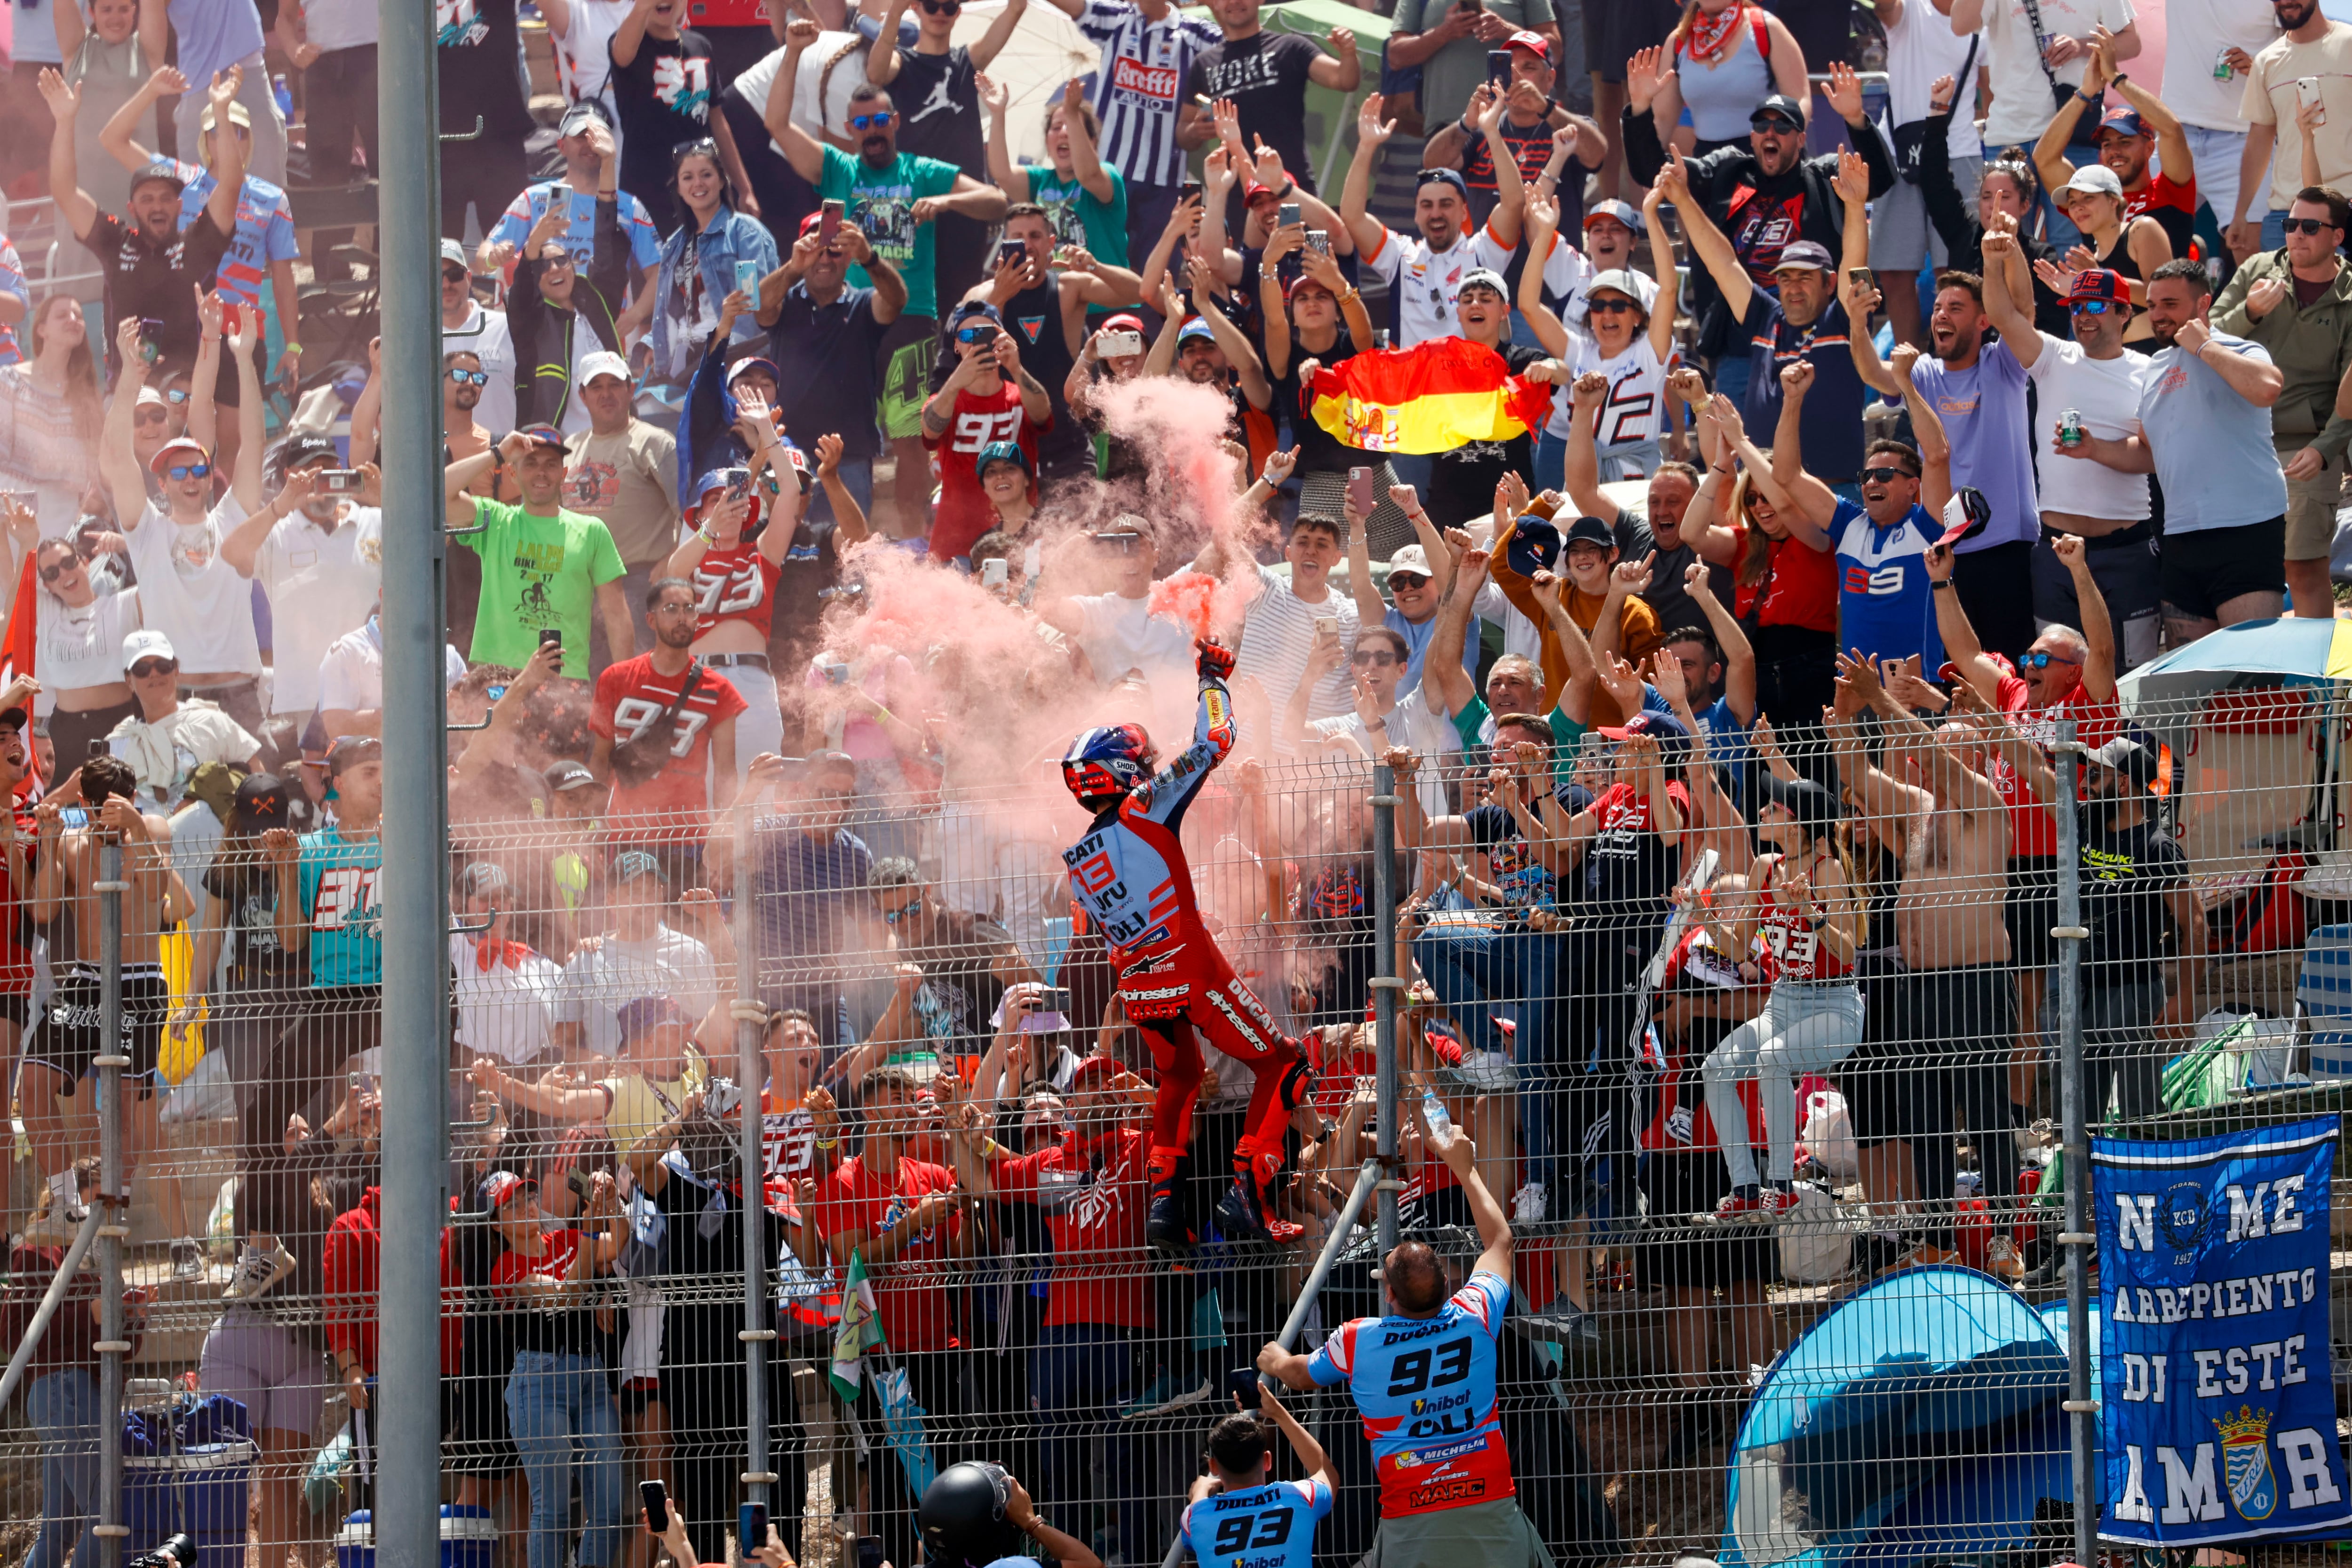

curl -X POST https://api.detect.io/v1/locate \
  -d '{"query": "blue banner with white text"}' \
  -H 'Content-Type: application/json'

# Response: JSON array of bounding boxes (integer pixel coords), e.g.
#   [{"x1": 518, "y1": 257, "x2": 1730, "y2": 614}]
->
[{"x1": 2096, "y1": 1116, "x2": 2351, "y2": 1546}]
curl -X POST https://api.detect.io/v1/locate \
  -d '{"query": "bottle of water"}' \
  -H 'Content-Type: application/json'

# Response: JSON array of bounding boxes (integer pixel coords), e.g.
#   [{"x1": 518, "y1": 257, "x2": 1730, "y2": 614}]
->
[{"x1": 1422, "y1": 1091, "x2": 1454, "y2": 1151}]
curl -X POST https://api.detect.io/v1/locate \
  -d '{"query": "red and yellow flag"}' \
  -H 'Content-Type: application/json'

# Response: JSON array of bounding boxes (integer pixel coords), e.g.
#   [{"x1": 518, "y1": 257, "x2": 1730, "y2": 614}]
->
[{"x1": 1308, "y1": 338, "x2": 1554, "y2": 455}]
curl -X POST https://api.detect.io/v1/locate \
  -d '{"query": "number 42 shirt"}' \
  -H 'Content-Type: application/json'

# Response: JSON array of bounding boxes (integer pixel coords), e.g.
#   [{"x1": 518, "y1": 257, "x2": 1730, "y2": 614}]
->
[{"x1": 1308, "y1": 1269, "x2": 1513, "y2": 1516}]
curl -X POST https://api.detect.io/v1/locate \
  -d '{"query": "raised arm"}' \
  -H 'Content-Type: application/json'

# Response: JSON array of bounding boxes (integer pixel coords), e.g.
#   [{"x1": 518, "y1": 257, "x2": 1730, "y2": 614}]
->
[
  {"x1": 36, "y1": 70, "x2": 101, "y2": 240},
  {"x1": 1894, "y1": 344, "x2": 1953, "y2": 518},
  {"x1": 1516, "y1": 192, "x2": 1571, "y2": 356},
  {"x1": 1559, "y1": 372, "x2": 1621, "y2": 525},
  {"x1": 1341, "y1": 95, "x2": 1396, "y2": 258},
  {"x1": 1979, "y1": 226, "x2": 2042, "y2": 368},
  {"x1": 99, "y1": 316, "x2": 153, "y2": 522},
  {"x1": 198, "y1": 69, "x2": 247, "y2": 239},
  {"x1": 865, "y1": 0, "x2": 909, "y2": 87},
  {"x1": 1187, "y1": 257, "x2": 1270, "y2": 408},
  {"x1": 977, "y1": 74, "x2": 1032, "y2": 202},
  {"x1": 1760, "y1": 371, "x2": 1843, "y2": 540},
  {"x1": 1653, "y1": 144, "x2": 1752, "y2": 324},
  {"x1": 99, "y1": 65, "x2": 180, "y2": 171},
  {"x1": 1420, "y1": 546, "x2": 1485, "y2": 722},
  {"x1": 1307, "y1": 21, "x2": 1359, "y2": 91},
  {"x1": 762, "y1": 21, "x2": 830, "y2": 184}
]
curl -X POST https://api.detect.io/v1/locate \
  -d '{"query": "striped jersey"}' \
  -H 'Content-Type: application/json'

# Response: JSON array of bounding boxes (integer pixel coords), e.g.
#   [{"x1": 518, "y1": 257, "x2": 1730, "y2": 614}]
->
[
  {"x1": 0, "y1": 237, "x2": 23, "y2": 364},
  {"x1": 170, "y1": 163, "x2": 298, "y2": 310},
  {"x1": 1076, "y1": 0, "x2": 1223, "y2": 188},
  {"x1": 1832, "y1": 497, "x2": 1942, "y2": 672},
  {"x1": 490, "y1": 180, "x2": 664, "y2": 276}
]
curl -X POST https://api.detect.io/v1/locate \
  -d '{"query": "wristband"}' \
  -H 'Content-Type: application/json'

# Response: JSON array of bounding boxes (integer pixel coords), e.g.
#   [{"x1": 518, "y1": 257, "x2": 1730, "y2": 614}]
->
[
  {"x1": 284, "y1": 342, "x2": 303, "y2": 355},
  {"x1": 1932, "y1": 577, "x2": 1957, "y2": 591}
]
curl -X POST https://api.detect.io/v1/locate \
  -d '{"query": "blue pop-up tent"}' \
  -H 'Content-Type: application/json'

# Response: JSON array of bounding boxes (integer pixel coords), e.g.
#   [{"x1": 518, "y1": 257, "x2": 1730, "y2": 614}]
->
[{"x1": 1722, "y1": 1266, "x2": 2078, "y2": 1568}]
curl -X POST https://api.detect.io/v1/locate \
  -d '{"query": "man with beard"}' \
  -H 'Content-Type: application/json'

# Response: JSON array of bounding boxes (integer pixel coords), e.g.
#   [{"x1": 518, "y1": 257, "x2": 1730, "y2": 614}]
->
[
  {"x1": 564, "y1": 351, "x2": 680, "y2": 662},
  {"x1": 38, "y1": 64, "x2": 241, "y2": 382},
  {"x1": 355, "y1": 344, "x2": 499, "y2": 650},
  {"x1": 1180, "y1": 0, "x2": 1359, "y2": 194},
  {"x1": 852, "y1": 856, "x2": 1027, "y2": 1070},
  {"x1": 221, "y1": 434, "x2": 384, "y2": 728},
  {"x1": 2062, "y1": 257, "x2": 2288, "y2": 644},
  {"x1": 766, "y1": 20, "x2": 1010, "y2": 534},
  {"x1": 1421, "y1": 31, "x2": 1600, "y2": 231},
  {"x1": 1665, "y1": 144, "x2": 1875, "y2": 491},
  {"x1": 1341, "y1": 91, "x2": 1523, "y2": 350},
  {"x1": 1621, "y1": 61, "x2": 1893, "y2": 406},
  {"x1": 1559, "y1": 385, "x2": 1714, "y2": 634},
  {"x1": 2228, "y1": 0, "x2": 2352, "y2": 260},
  {"x1": 2212, "y1": 184, "x2": 2352, "y2": 620},
  {"x1": 1846, "y1": 268, "x2": 2041, "y2": 663},
  {"x1": 589, "y1": 577, "x2": 747, "y2": 892},
  {"x1": 1980, "y1": 257, "x2": 2161, "y2": 670},
  {"x1": 438, "y1": 242, "x2": 515, "y2": 436},
  {"x1": 759, "y1": 210, "x2": 905, "y2": 527},
  {"x1": 2031, "y1": 33, "x2": 2201, "y2": 257},
  {"x1": 479, "y1": 101, "x2": 661, "y2": 340},
  {"x1": 1146, "y1": 263, "x2": 1276, "y2": 472}
]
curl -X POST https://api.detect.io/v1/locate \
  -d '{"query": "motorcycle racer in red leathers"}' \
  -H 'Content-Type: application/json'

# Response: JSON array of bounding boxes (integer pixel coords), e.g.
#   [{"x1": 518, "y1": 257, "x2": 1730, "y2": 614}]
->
[{"x1": 1060, "y1": 638, "x2": 1309, "y2": 1245}]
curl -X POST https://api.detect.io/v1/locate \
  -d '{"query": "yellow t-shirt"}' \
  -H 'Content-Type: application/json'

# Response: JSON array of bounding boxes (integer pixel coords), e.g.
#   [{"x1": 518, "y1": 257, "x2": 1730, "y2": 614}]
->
[{"x1": 601, "y1": 1047, "x2": 711, "y2": 1157}]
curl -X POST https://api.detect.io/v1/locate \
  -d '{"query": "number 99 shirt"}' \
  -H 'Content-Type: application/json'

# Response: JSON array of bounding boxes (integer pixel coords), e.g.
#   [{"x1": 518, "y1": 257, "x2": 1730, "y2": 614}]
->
[
  {"x1": 1179, "y1": 1475, "x2": 1334, "y2": 1568},
  {"x1": 1306, "y1": 1271, "x2": 1513, "y2": 1516}
]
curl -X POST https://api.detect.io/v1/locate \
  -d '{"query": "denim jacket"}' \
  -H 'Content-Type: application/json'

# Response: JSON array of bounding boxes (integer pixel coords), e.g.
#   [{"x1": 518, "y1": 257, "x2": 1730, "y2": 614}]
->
[{"x1": 652, "y1": 207, "x2": 780, "y2": 386}]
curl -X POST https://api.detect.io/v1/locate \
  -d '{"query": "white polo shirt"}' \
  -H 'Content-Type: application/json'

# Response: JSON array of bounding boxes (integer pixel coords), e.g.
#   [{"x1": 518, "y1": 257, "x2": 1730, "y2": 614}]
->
[{"x1": 1361, "y1": 221, "x2": 1515, "y2": 347}]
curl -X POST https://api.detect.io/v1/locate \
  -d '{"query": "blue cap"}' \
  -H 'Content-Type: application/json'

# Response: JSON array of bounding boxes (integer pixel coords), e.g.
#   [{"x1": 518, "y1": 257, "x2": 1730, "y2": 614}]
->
[
  {"x1": 1177, "y1": 317, "x2": 1217, "y2": 345},
  {"x1": 949, "y1": 299, "x2": 1002, "y2": 326},
  {"x1": 1503, "y1": 515, "x2": 1561, "y2": 578},
  {"x1": 1415, "y1": 167, "x2": 1472, "y2": 203},
  {"x1": 692, "y1": 468, "x2": 748, "y2": 502},
  {"x1": 615, "y1": 994, "x2": 682, "y2": 1042},
  {"x1": 2098, "y1": 105, "x2": 2147, "y2": 139},
  {"x1": 976, "y1": 440, "x2": 1030, "y2": 475}
]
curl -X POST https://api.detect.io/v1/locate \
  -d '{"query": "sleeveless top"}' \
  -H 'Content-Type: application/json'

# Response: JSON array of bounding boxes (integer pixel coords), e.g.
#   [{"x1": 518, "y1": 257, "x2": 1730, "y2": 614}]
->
[
  {"x1": 1675, "y1": 8, "x2": 1778, "y2": 145},
  {"x1": 1756, "y1": 851, "x2": 1851, "y2": 983}
]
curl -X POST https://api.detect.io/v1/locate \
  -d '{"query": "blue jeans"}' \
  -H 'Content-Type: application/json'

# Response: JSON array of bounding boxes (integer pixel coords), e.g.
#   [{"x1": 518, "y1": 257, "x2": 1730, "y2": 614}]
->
[
  {"x1": 1412, "y1": 914, "x2": 1561, "y2": 1185},
  {"x1": 1031, "y1": 1325, "x2": 1145, "y2": 1559},
  {"x1": 2262, "y1": 207, "x2": 2289, "y2": 250},
  {"x1": 506, "y1": 1350, "x2": 625, "y2": 1568},
  {"x1": 30, "y1": 1368, "x2": 101, "y2": 1568},
  {"x1": 809, "y1": 456, "x2": 874, "y2": 528}
]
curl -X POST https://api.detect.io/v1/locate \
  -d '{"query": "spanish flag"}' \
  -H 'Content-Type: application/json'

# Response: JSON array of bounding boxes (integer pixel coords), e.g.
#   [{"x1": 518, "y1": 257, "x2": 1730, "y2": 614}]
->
[{"x1": 1308, "y1": 338, "x2": 1554, "y2": 455}]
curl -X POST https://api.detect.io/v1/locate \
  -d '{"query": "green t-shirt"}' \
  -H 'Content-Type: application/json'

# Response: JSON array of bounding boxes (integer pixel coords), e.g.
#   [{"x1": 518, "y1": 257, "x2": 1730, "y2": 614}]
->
[
  {"x1": 1023, "y1": 162, "x2": 1128, "y2": 280},
  {"x1": 456, "y1": 498, "x2": 627, "y2": 677},
  {"x1": 818, "y1": 143, "x2": 961, "y2": 319},
  {"x1": 1448, "y1": 695, "x2": 1586, "y2": 782}
]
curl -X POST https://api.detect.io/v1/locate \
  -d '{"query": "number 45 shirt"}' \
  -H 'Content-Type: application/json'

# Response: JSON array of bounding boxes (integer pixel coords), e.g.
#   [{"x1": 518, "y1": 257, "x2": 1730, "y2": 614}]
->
[
  {"x1": 1308, "y1": 1269, "x2": 1513, "y2": 1516},
  {"x1": 924, "y1": 374, "x2": 1048, "y2": 563},
  {"x1": 1179, "y1": 1475, "x2": 1335, "y2": 1568}
]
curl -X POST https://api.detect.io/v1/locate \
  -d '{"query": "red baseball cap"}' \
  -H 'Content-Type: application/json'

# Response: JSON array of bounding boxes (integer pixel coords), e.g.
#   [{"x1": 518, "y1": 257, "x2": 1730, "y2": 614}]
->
[
  {"x1": 1506, "y1": 29, "x2": 1549, "y2": 59},
  {"x1": 1242, "y1": 181, "x2": 1281, "y2": 208}
]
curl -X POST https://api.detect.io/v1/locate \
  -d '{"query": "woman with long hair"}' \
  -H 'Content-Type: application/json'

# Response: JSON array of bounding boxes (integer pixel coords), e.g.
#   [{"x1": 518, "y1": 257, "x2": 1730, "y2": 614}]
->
[
  {"x1": 1638, "y1": 0, "x2": 1810, "y2": 158},
  {"x1": 650, "y1": 137, "x2": 779, "y2": 389},
  {"x1": 2047, "y1": 167, "x2": 2170, "y2": 346},
  {"x1": 0, "y1": 294, "x2": 102, "y2": 544},
  {"x1": 1, "y1": 514, "x2": 141, "y2": 764},
  {"x1": 1697, "y1": 772, "x2": 1863, "y2": 1218}
]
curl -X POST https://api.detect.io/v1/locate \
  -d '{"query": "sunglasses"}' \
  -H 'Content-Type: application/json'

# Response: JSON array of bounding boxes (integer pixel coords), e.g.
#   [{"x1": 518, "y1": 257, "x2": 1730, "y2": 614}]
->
[
  {"x1": 2018, "y1": 650, "x2": 2080, "y2": 670},
  {"x1": 134, "y1": 406, "x2": 169, "y2": 425},
  {"x1": 849, "y1": 111, "x2": 896, "y2": 130},
  {"x1": 129, "y1": 659, "x2": 177, "y2": 678},
  {"x1": 919, "y1": 0, "x2": 960, "y2": 12},
  {"x1": 448, "y1": 367, "x2": 490, "y2": 386},
  {"x1": 673, "y1": 135, "x2": 720, "y2": 159},
  {"x1": 2069, "y1": 299, "x2": 2117, "y2": 316},
  {"x1": 880, "y1": 896, "x2": 923, "y2": 924},
  {"x1": 541, "y1": 250, "x2": 580, "y2": 269},
  {"x1": 1388, "y1": 572, "x2": 1430, "y2": 589},
  {"x1": 1750, "y1": 113, "x2": 1801, "y2": 134},
  {"x1": 954, "y1": 324, "x2": 997, "y2": 343},
  {"x1": 1859, "y1": 465, "x2": 1916, "y2": 484},
  {"x1": 165, "y1": 461, "x2": 212, "y2": 481},
  {"x1": 164, "y1": 387, "x2": 190, "y2": 404},
  {"x1": 1351, "y1": 650, "x2": 1399, "y2": 668},
  {"x1": 38, "y1": 557, "x2": 80, "y2": 583},
  {"x1": 443, "y1": 266, "x2": 469, "y2": 284},
  {"x1": 2284, "y1": 216, "x2": 2339, "y2": 235},
  {"x1": 1587, "y1": 297, "x2": 1639, "y2": 315}
]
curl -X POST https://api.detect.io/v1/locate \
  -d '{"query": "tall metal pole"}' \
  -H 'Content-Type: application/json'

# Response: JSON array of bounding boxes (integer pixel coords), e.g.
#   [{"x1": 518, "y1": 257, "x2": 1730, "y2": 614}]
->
[
  {"x1": 93, "y1": 841, "x2": 126, "y2": 1568},
  {"x1": 2054, "y1": 719, "x2": 2096, "y2": 1567},
  {"x1": 1370, "y1": 762, "x2": 1400, "y2": 1253},
  {"x1": 376, "y1": 1, "x2": 453, "y2": 1563},
  {"x1": 735, "y1": 799, "x2": 777, "y2": 1531}
]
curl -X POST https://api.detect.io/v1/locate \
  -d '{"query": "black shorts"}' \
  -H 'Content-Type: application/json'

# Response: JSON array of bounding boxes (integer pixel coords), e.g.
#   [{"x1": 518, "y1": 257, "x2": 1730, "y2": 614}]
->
[
  {"x1": 1843, "y1": 960, "x2": 1923, "y2": 1148},
  {"x1": 1635, "y1": 1150, "x2": 1778, "y2": 1289},
  {"x1": 2160, "y1": 517, "x2": 2286, "y2": 621},
  {"x1": 2005, "y1": 856, "x2": 2059, "y2": 972},
  {"x1": 1582, "y1": 0, "x2": 1681, "y2": 83},
  {"x1": 441, "y1": 1340, "x2": 520, "y2": 1476},
  {"x1": 0, "y1": 991, "x2": 29, "y2": 1029},
  {"x1": 24, "y1": 962, "x2": 169, "y2": 1084}
]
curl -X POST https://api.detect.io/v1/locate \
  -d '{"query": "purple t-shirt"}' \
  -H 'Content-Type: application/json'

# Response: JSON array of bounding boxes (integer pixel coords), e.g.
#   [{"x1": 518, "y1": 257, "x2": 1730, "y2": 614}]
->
[{"x1": 1905, "y1": 338, "x2": 2039, "y2": 551}]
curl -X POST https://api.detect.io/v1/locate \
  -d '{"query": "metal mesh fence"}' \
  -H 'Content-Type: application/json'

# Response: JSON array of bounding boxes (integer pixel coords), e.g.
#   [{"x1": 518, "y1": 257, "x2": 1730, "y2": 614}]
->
[{"x1": 5, "y1": 680, "x2": 2351, "y2": 1568}]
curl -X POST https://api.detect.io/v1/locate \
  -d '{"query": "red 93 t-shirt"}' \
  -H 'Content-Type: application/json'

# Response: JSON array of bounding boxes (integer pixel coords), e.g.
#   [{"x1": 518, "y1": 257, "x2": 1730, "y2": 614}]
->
[
  {"x1": 923, "y1": 379, "x2": 1046, "y2": 563},
  {"x1": 690, "y1": 540, "x2": 785, "y2": 643},
  {"x1": 591, "y1": 654, "x2": 748, "y2": 843}
]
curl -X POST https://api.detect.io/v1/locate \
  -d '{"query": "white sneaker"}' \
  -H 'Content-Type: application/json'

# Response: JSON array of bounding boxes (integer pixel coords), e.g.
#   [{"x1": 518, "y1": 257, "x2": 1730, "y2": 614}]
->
[
  {"x1": 1513, "y1": 1182, "x2": 1548, "y2": 1226},
  {"x1": 225, "y1": 1241, "x2": 296, "y2": 1301}
]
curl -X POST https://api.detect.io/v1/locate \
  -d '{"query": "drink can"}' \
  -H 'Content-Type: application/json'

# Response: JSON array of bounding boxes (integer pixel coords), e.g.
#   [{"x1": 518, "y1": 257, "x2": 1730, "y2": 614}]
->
[
  {"x1": 2058, "y1": 408, "x2": 2086, "y2": 447},
  {"x1": 2216, "y1": 46, "x2": 2236, "y2": 80}
]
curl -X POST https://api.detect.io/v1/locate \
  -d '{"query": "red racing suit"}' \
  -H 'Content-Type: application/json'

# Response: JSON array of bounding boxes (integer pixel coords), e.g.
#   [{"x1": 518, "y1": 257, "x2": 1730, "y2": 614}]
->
[{"x1": 1061, "y1": 673, "x2": 1304, "y2": 1187}]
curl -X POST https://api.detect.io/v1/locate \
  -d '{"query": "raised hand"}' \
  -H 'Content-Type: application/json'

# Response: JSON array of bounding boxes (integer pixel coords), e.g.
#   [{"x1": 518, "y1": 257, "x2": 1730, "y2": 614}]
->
[
  {"x1": 1830, "y1": 144, "x2": 1870, "y2": 204},
  {"x1": 1625, "y1": 46, "x2": 1668, "y2": 115},
  {"x1": 36, "y1": 67, "x2": 81, "y2": 121},
  {"x1": 1823, "y1": 60, "x2": 1865, "y2": 124},
  {"x1": 1780, "y1": 358, "x2": 1816, "y2": 398},
  {"x1": 1928, "y1": 73, "x2": 1957, "y2": 116},
  {"x1": 1891, "y1": 342, "x2": 1923, "y2": 384},
  {"x1": 977, "y1": 72, "x2": 1009, "y2": 117},
  {"x1": 1357, "y1": 91, "x2": 1394, "y2": 149},
  {"x1": 1612, "y1": 550, "x2": 1655, "y2": 595}
]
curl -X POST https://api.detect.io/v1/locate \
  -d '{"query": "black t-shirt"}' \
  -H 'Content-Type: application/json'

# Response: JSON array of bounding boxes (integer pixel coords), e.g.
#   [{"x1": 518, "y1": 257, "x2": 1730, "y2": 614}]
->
[
  {"x1": 203, "y1": 862, "x2": 304, "y2": 993},
  {"x1": 85, "y1": 210, "x2": 234, "y2": 377},
  {"x1": 890, "y1": 46, "x2": 983, "y2": 167},
  {"x1": 1577, "y1": 780, "x2": 1689, "y2": 929},
  {"x1": 992, "y1": 277, "x2": 1086, "y2": 473},
  {"x1": 1427, "y1": 339, "x2": 1549, "y2": 526},
  {"x1": 437, "y1": 0, "x2": 535, "y2": 137},
  {"x1": 1464, "y1": 114, "x2": 1581, "y2": 231},
  {"x1": 769, "y1": 283, "x2": 889, "y2": 460},
  {"x1": 609, "y1": 29, "x2": 723, "y2": 234},
  {"x1": 651, "y1": 1162, "x2": 785, "y2": 1367},
  {"x1": 1185, "y1": 32, "x2": 1324, "y2": 194},
  {"x1": 2081, "y1": 809, "x2": 2186, "y2": 976},
  {"x1": 1275, "y1": 324, "x2": 1364, "y2": 474},
  {"x1": 1465, "y1": 783, "x2": 1583, "y2": 911}
]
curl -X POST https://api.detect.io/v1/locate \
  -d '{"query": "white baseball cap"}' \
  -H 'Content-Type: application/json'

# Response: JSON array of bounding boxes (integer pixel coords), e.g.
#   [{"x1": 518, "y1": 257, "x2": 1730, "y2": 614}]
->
[
  {"x1": 1387, "y1": 544, "x2": 1436, "y2": 581},
  {"x1": 121, "y1": 628, "x2": 178, "y2": 672},
  {"x1": 578, "y1": 350, "x2": 631, "y2": 387}
]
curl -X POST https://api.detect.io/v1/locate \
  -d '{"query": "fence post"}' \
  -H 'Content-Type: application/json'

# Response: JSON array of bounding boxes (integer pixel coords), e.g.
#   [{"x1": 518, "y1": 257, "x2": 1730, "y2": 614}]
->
[
  {"x1": 2055, "y1": 717, "x2": 2095, "y2": 1565},
  {"x1": 735, "y1": 798, "x2": 776, "y2": 1527},
  {"x1": 1371, "y1": 762, "x2": 1400, "y2": 1253},
  {"x1": 375, "y1": 0, "x2": 452, "y2": 1560},
  {"x1": 94, "y1": 838, "x2": 126, "y2": 1568}
]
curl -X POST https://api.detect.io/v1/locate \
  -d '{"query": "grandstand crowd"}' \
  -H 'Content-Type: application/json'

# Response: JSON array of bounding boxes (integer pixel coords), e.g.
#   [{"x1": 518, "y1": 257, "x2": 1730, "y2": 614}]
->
[{"x1": 0, "y1": 0, "x2": 2335, "y2": 1563}]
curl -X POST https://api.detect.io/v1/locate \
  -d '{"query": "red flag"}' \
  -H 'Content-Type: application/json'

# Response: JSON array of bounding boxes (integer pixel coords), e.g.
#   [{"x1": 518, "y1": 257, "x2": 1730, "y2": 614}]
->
[{"x1": 1308, "y1": 338, "x2": 1554, "y2": 454}]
